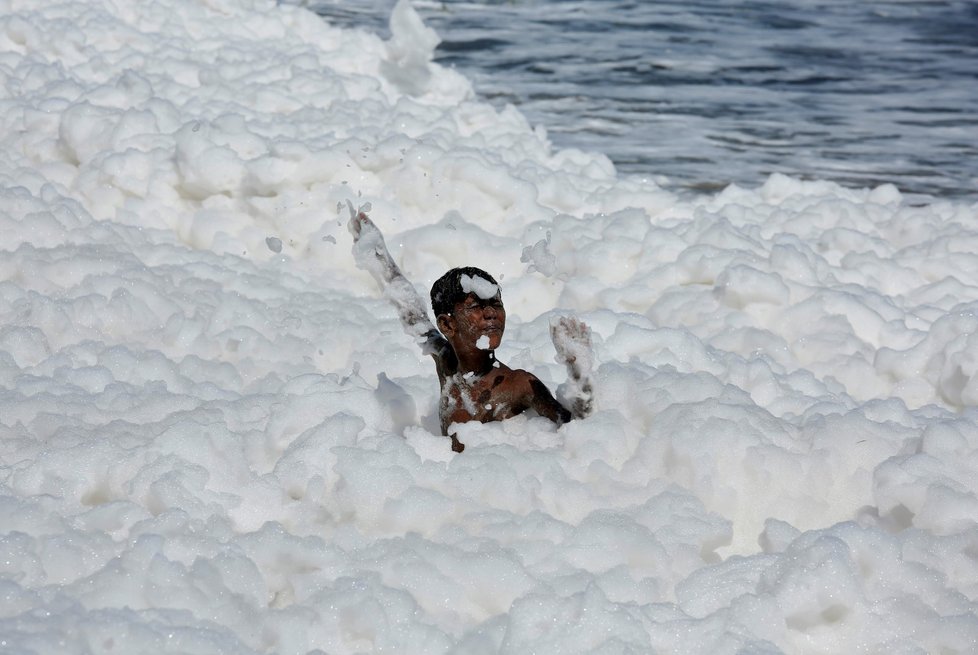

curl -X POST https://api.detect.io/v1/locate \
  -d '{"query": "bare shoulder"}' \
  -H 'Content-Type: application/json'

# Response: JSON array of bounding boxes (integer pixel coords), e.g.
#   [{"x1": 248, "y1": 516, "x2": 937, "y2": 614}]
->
[
  {"x1": 505, "y1": 366, "x2": 570, "y2": 424},
  {"x1": 491, "y1": 364, "x2": 533, "y2": 385},
  {"x1": 504, "y1": 367, "x2": 554, "y2": 399},
  {"x1": 470, "y1": 364, "x2": 539, "y2": 401}
]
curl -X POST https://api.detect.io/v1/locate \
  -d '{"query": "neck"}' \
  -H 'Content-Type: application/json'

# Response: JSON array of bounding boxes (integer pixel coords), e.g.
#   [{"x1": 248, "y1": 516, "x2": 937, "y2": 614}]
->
[{"x1": 456, "y1": 348, "x2": 495, "y2": 377}]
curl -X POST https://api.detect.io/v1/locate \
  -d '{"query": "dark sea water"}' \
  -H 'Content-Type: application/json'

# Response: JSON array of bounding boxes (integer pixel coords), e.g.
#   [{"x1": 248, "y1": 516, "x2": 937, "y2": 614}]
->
[{"x1": 305, "y1": 0, "x2": 978, "y2": 201}]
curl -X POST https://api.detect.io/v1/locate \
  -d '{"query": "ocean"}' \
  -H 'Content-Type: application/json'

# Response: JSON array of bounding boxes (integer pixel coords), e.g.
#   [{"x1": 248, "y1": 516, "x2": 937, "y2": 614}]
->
[{"x1": 308, "y1": 0, "x2": 978, "y2": 200}]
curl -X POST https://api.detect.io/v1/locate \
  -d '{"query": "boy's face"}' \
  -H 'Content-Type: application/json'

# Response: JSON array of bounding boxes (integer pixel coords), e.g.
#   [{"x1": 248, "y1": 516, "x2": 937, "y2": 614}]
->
[{"x1": 438, "y1": 293, "x2": 506, "y2": 352}]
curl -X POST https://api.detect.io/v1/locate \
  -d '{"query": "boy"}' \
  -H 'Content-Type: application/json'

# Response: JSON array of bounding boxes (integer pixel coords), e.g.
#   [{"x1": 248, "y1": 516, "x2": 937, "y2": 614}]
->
[{"x1": 348, "y1": 205, "x2": 593, "y2": 451}]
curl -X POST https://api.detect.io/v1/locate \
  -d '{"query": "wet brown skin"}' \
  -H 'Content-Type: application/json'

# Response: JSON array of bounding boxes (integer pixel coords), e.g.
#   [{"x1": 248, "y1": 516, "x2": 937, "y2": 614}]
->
[
  {"x1": 436, "y1": 293, "x2": 569, "y2": 450},
  {"x1": 441, "y1": 364, "x2": 567, "y2": 428}
]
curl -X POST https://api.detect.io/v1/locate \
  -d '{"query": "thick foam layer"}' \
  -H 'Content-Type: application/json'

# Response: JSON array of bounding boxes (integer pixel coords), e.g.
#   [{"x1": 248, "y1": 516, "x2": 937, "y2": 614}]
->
[{"x1": 1, "y1": 0, "x2": 977, "y2": 653}]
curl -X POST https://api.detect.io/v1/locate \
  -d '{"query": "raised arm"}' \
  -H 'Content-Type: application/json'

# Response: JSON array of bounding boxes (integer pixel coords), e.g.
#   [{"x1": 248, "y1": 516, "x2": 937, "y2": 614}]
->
[
  {"x1": 347, "y1": 204, "x2": 451, "y2": 364},
  {"x1": 550, "y1": 316, "x2": 594, "y2": 419}
]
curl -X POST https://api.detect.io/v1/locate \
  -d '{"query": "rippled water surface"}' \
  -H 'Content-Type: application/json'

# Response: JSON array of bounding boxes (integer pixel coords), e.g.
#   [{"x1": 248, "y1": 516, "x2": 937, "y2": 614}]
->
[{"x1": 305, "y1": 0, "x2": 978, "y2": 200}]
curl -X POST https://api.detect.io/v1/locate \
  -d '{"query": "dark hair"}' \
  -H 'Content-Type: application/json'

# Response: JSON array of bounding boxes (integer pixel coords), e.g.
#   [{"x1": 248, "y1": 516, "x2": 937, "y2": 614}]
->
[{"x1": 430, "y1": 267, "x2": 500, "y2": 317}]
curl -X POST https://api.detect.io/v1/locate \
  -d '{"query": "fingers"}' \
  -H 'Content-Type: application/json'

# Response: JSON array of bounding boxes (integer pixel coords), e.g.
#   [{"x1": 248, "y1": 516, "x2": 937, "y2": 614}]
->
[
  {"x1": 550, "y1": 316, "x2": 593, "y2": 378},
  {"x1": 551, "y1": 316, "x2": 578, "y2": 337},
  {"x1": 346, "y1": 204, "x2": 362, "y2": 237},
  {"x1": 551, "y1": 316, "x2": 591, "y2": 344},
  {"x1": 347, "y1": 210, "x2": 375, "y2": 242}
]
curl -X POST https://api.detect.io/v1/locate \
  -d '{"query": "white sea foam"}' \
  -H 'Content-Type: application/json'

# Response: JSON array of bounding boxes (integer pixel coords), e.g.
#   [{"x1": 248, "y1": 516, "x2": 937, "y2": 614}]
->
[
  {"x1": 460, "y1": 273, "x2": 499, "y2": 300},
  {"x1": 1, "y1": 0, "x2": 977, "y2": 653}
]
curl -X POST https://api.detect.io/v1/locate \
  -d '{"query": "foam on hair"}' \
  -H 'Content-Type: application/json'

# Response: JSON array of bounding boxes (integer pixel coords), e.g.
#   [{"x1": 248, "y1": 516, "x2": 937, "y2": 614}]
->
[{"x1": 430, "y1": 267, "x2": 500, "y2": 317}]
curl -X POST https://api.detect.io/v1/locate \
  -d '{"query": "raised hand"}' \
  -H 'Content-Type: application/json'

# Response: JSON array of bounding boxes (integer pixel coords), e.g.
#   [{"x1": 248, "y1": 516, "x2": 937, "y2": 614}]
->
[
  {"x1": 551, "y1": 316, "x2": 591, "y2": 373},
  {"x1": 347, "y1": 201, "x2": 399, "y2": 285},
  {"x1": 346, "y1": 202, "x2": 441, "y2": 344},
  {"x1": 550, "y1": 316, "x2": 594, "y2": 418}
]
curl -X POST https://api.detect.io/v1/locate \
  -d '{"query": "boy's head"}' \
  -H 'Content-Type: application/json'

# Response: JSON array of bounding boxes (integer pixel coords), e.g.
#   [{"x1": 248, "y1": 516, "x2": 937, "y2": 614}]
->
[
  {"x1": 431, "y1": 267, "x2": 506, "y2": 352},
  {"x1": 430, "y1": 267, "x2": 500, "y2": 317}
]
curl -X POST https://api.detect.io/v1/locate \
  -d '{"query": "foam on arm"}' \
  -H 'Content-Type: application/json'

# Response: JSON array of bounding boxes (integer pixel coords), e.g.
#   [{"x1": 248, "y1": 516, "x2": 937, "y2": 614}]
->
[
  {"x1": 347, "y1": 204, "x2": 444, "y2": 351},
  {"x1": 550, "y1": 316, "x2": 595, "y2": 419}
]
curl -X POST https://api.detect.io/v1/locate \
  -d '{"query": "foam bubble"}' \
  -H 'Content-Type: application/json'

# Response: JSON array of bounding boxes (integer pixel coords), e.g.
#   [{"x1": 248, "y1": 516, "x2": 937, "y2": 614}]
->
[{"x1": 460, "y1": 274, "x2": 499, "y2": 300}]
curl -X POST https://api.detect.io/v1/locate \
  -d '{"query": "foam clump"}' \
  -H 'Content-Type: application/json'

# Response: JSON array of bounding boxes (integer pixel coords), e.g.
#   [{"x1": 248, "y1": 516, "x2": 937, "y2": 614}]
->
[
  {"x1": 1, "y1": 0, "x2": 977, "y2": 653},
  {"x1": 380, "y1": 0, "x2": 444, "y2": 98},
  {"x1": 460, "y1": 273, "x2": 499, "y2": 299}
]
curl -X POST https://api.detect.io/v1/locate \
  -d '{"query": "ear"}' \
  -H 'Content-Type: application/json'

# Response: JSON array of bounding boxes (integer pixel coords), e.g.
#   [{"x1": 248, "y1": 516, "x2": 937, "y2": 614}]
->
[{"x1": 436, "y1": 313, "x2": 455, "y2": 337}]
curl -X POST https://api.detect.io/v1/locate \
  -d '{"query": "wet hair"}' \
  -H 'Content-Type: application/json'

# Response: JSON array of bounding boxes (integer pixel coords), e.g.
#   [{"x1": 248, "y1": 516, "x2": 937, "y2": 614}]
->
[{"x1": 430, "y1": 266, "x2": 500, "y2": 317}]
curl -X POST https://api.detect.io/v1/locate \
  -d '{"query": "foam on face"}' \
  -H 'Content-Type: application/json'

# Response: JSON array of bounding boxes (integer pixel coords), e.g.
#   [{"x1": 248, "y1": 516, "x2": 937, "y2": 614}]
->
[
  {"x1": 460, "y1": 273, "x2": 499, "y2": 300},
  {"x1": 0, "y1": 0, "x2": 977, "y2": 653}
]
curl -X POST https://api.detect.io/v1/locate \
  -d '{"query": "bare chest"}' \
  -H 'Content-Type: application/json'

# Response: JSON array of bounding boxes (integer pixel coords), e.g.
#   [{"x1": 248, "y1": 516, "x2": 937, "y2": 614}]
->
[{"x1": 439, "y1": 370, "x2": 527, "y2": 429}]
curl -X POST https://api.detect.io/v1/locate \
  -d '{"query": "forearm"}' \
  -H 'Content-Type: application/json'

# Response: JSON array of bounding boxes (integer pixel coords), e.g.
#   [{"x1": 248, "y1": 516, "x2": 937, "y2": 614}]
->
[
  {"x1": 528, "y1": 377, "x2": 573, "y2": 425},
  {"x1": 561, "y1": 364, "x2": 593, "y2": 419},
  {"x1": 384, "y1": 274, "x2": 438, "y2": 340},
  {"x1": 349, "y1": 208, "x2": 441, "y2": 343}
]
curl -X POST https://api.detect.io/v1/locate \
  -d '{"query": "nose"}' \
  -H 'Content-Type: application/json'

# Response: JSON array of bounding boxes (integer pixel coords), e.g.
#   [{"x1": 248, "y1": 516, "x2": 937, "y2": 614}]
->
[{"x1": 483, "y1": 304, "x2": 498, "y2": 318}]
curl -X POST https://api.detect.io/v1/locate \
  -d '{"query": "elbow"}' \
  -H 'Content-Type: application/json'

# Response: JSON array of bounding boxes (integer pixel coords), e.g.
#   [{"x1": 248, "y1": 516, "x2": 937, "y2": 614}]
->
[{"x1": 556, "y1": 405, "x2": 573, "y2": 425}]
